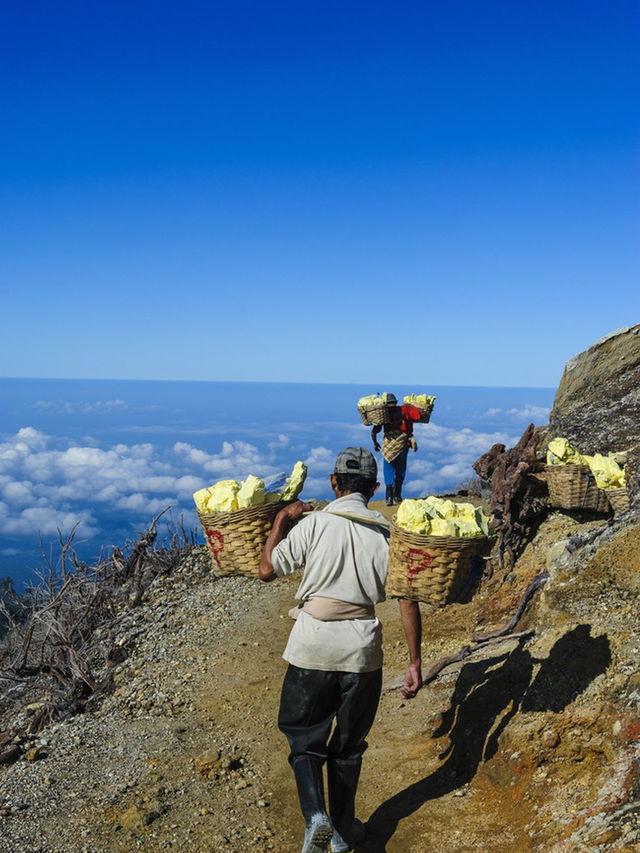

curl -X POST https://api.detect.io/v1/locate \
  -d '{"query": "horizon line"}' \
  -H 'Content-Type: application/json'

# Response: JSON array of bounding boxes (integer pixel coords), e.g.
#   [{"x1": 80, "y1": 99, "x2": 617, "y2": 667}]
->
[{"x1": 0, "y1": 376, "x2": 557, "y2": 391}]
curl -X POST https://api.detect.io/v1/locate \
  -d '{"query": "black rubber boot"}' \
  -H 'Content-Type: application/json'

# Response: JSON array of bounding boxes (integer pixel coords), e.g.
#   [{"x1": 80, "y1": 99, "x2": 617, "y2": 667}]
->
[
  {"x1": 292, "y1": 756, "x2": 333, "y2": 853},
  {"x1": 327, "y1": 758, "x2": 366, "y2": 852},
  {"x1": 394, "y1": 483, "x2": 402, "y2": 504},
  {"x1": 385, "y1": 485, "x2": 394, "y2": 506}
]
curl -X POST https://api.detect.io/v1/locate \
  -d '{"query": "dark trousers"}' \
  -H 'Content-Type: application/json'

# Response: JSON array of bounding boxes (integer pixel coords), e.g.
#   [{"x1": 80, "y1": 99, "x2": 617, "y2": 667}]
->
[{"x1": 278, "y1": 665, "x2": 382, "y2": 764}]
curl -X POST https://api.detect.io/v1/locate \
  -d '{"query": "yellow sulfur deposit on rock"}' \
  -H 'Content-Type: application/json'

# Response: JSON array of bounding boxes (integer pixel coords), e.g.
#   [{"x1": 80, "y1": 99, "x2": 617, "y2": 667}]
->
[
  {"x1": 546, "y1": 438, "x2": 626, "y2": 489},
  {"x1": 193, "y1": 462, "x2": 307, "y2": 513},
  {"x1": 395, "y1": 496, "x2": 490, "y2": 537}
]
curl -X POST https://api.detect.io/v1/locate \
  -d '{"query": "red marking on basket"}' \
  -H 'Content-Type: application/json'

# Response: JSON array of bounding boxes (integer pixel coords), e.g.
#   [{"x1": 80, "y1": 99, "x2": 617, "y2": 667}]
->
[
  {"x1": 406, "y1": 548, "x2": 432, "y2": 586},
  {"x1": 205, "y1": 529, "x2": 224, "y2": 568}
]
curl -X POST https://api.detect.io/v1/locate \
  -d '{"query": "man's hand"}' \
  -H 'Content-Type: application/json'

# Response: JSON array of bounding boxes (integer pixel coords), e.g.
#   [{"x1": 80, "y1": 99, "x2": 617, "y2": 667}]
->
[
  {"x1": 373, "y1": 441, "x2": 381, "y2": 452},
  {"x1": 277, "y1": 500, "x2": 313, "y2": 523},
  {"x1": 401, "y1": 662, "x2": 423, "y2": 699},
  {"x1": 409, "y1": 436, "x2": 418, "y2": 452}
]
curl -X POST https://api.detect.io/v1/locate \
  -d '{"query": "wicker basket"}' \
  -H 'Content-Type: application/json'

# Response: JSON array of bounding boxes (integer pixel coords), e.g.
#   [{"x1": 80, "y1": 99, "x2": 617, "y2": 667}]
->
[
  {"x1": 406, "y1": 402, "x2": 434, "y2": 424},
  {"x1": 386, "y1": 521, "x2": 489, "y2": 606},
  {"x1": 545, "y1": 464, "x2": 610, "y2": 512},
  {"x1": 358, "y1": 404, "x2": 392, "y2": 426},
  {"x1": 197, "y1": 501, "x2": 289, "y2": 577},
  {"x1": 606, "y1": 487, "x2": 629, "y2": 513}
]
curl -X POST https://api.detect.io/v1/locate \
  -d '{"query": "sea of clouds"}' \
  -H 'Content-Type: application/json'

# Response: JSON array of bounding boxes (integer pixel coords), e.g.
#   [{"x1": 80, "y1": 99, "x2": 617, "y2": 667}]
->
[{"x1": 0, "y1": 381, "x2": 552, "y2": 585}]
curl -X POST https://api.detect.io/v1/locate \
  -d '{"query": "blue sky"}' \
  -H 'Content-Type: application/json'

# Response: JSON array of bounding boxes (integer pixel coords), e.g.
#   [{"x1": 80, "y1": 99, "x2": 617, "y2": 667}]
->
[{"x1": 1, "y1": 0, "x2": 638, "y2": 387}]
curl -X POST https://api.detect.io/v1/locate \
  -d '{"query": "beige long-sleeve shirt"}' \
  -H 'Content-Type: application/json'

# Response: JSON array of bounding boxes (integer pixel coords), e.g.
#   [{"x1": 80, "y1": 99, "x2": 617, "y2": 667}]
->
[{"x1": 271, "y1": 493, "x2": 389, "y2": 672}]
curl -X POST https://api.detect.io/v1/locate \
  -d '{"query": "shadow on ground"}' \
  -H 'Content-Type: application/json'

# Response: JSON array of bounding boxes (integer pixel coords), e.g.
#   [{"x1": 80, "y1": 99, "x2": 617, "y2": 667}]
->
[{"x1": 358, "y1": 624, "x2": 611, "y2": 852}]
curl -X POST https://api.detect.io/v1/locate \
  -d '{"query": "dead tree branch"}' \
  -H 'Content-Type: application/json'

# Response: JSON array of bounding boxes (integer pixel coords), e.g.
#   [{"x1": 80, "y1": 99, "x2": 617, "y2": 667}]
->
[{"x1": 383, "y1": 572, "x2": 549, "y2": 693}]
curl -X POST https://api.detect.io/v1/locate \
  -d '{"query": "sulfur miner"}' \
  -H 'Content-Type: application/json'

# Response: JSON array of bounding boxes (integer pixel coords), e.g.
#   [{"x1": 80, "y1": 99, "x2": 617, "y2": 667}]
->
[
  {"x1": 259, "y1": 447, "x2": 389, "y2": 853},
  {"x1": 369, "y1": 392, "x2": 435, "y2": 506}
]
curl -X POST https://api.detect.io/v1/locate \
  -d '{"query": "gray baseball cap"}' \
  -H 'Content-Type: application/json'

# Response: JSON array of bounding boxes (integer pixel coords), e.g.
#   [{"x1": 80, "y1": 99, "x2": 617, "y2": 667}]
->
[{"x1": 334, "y1": 446, "x2": 378, "y2": 478}]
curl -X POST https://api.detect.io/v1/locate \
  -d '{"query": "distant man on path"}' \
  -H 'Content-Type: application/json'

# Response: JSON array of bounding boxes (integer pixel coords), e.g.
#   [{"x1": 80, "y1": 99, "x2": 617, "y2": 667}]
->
[
  {"x1": 259, "y1": 447, "x2": 389, "y2": 853},
  {"x1": 371, "y1": 394, "x2": 421, "y2": 505}
]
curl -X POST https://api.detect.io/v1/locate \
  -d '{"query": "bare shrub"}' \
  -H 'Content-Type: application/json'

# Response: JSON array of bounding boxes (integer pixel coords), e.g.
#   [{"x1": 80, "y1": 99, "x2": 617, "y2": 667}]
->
[{"x1": 0, "y1": 509, "x2": 196, "y2": 735}]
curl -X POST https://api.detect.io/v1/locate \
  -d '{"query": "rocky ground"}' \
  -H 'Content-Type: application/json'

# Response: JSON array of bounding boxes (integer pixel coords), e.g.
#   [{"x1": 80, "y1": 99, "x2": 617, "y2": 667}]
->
[{"x1": 1, "y1": 500, "x2": 639, "y2": 853}]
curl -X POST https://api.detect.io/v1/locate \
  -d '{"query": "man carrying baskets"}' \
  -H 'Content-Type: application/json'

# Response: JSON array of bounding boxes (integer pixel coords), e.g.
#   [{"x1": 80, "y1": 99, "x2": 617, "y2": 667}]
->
[
  {"x1": 371, "y1": 394, "x2": 421, "y2": 506},
  {"x1": 259, "y1": 447, "x2": 389, "y2": 853}
]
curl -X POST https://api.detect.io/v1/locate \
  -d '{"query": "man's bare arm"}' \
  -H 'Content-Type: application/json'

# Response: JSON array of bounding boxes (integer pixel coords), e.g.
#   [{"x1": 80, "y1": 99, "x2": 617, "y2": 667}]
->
[
  {"x1": 399, "y1": 598, "x2": 422, "y2": 698},
  {"x1": 259, "y1": 501, "x2": 312, "y2": 582}
]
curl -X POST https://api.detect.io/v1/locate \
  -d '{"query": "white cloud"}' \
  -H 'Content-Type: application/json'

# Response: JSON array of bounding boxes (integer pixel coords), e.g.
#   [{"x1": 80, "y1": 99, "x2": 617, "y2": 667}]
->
[
  {"x1": 115, "y1": 493, "x2": 174, "y2": 514},
  {"x1": 31, "y1": 399, "x2": 131, "y2": 415},
  {"x1": 0, "y1": 429, "x2": 288, "y2": 542},
  {"x1": 506, "y1": 404, "x2": 550, "y2": 422},
  {"x1": 304, "y1": 446, "x2": 335, "y2": 469},
  {"x1": 2, "y1": 481, "x2": 34, "y2": 505},
  {"x1": 301, "y1": 476, "x2": 331, "y2": 498},
  {"x1": 0, "y1": 500, "x2": 98, "y2": 538},
  {"x1": 482, "y1": 404, "x2": 550, "y2": 424},
  {"x1": 414, "y1": 422, "x2": 517, "y2": 455},
  {"x1": 268, "y1": 434, "x2": 290, "y2": 450}
]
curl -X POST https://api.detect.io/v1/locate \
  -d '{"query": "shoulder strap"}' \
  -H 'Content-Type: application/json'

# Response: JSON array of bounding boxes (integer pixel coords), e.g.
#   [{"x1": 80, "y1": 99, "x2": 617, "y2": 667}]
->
[{"x1": 307, "y1": 509, "x2": 390, "y2": 530}]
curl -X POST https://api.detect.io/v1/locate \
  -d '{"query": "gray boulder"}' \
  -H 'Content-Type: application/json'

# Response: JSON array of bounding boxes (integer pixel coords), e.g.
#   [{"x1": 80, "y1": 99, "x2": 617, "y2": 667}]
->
[{"x1": 549, "y1": 324, "x2": 640, "y2": 455}]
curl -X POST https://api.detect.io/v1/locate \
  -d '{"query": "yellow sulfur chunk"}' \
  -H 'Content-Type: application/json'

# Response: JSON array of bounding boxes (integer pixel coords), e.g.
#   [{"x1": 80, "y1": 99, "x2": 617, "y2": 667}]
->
[
  {"x1": 430, "y1": 518, "x2": 459, "y2": 537},
  {"x1": 588, "y1": 453, "x2": 626, "y2": 489},
  {"x1": 546, "y1": 437, "x2": 589, "y2": 466},
  {"x1": 282, "y1": 461, "x2": 308, "y2": 501},
  {"x1": 396, "y1": 500, "x2": 430, "y2": 533},
  {"x1": 396, "y1": 496, "x2": 490, "y2": 537},
  {"x1": 403, "y1": 394, "x2": 436, "y2": 408},
  {"x1": 452, "y1": 502, "x2": 476, "y2": 521},
  {"x1": 358, "y1": 394, "x2": 385, "y2": 407},
  {"x1": 454, "y1": 518, "x2": 482, "y2": 537},
  {"x1": 422, "y1": 496, "x2": 456, "y2": 519},
  {"x1": 204, "y1": 480, "x2": 240, "y2": 512},
  {"x1": 193, "y1": 487, "x2": 213, "y2": 512},
  {"x1": 475, "y1": 506, "x2": 490, "y2": 536},
  {"x1": 237, "y1": 474, "x2": 265, "y2": 508}
]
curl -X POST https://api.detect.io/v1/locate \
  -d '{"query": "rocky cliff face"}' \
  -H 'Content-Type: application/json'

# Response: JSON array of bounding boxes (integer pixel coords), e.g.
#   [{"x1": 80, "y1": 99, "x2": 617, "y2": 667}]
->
[{"x1": 550, "y1": 324, "x2": 640, "y2": 455}]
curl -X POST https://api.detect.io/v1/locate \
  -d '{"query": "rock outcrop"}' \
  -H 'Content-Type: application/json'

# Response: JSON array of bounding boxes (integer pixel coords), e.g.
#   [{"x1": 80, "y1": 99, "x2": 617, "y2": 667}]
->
[{"x1": 550, "y1": 324, "x2": 640, "y2": 455}]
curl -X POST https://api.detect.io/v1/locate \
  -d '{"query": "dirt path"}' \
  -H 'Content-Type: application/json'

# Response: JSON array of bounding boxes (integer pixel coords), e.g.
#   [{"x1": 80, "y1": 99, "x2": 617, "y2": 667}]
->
[{"x1": 185, "y1": 499, "x2": 534, "y2": 853}]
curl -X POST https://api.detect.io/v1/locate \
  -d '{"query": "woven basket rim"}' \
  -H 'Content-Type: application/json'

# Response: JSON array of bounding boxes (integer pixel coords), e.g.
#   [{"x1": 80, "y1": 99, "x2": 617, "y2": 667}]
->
[
  {"x1": 357, "y1": 402, "x2": 394, "y2": 412},
  {"x1": 197, "y1": 499, "x2": 290, "y2": 523}
]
